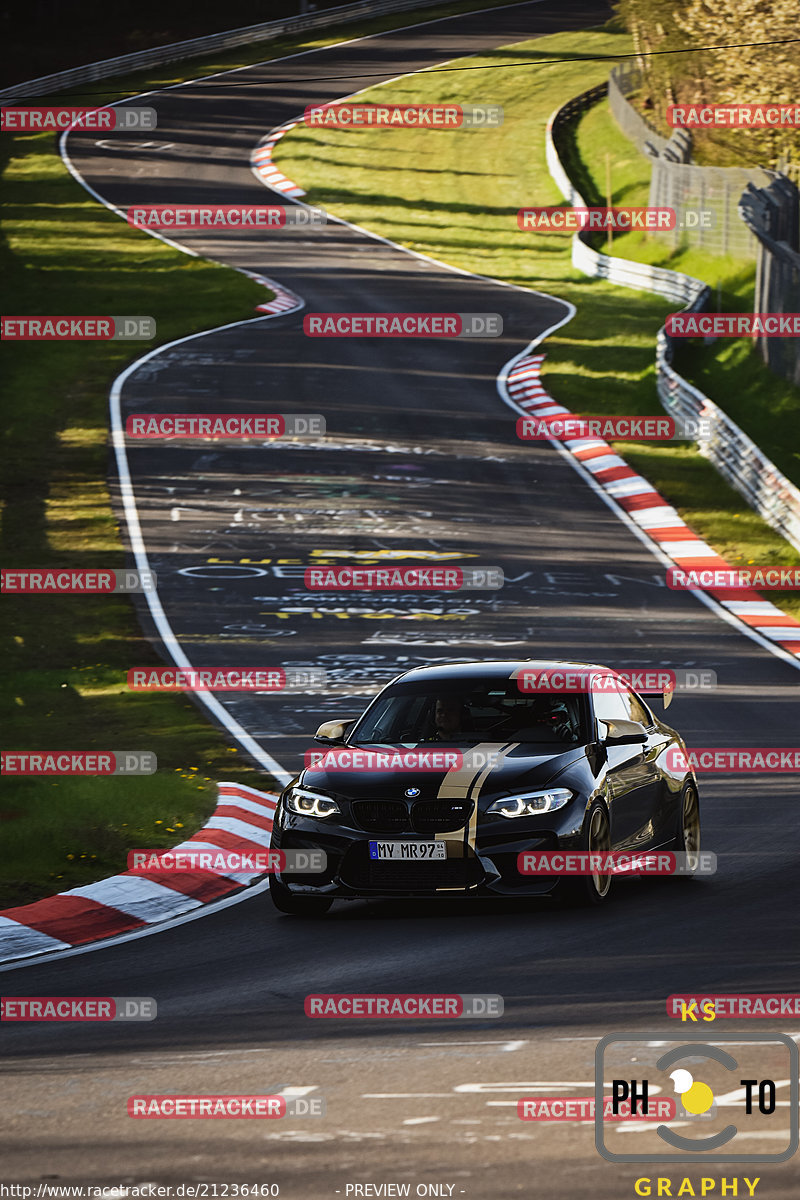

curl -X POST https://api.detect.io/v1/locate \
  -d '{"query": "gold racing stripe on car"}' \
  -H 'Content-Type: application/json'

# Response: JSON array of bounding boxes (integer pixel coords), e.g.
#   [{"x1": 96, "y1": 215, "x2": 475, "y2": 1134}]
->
[{"x1": 434, "y1": 743, "x2": 518, "y2": 888}]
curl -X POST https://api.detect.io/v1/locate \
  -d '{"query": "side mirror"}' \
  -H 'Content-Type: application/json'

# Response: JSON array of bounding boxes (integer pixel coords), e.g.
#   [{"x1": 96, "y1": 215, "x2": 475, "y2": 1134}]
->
[
  {"x1": 602, "y1": 719, "x2": 648, "y2": 747},
  {"x1": 314, "y1": 718, "x2": 357, "y2": 745}
]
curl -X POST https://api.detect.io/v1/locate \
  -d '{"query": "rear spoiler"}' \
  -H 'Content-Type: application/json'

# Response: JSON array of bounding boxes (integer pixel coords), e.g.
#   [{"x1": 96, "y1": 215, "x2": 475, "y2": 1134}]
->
[
  {"x1": 604, "y1": 671, "x2": 674, "y2": 710},
  {"x1": 629, "y1": 676, "x2": 674, "y2": 710}
]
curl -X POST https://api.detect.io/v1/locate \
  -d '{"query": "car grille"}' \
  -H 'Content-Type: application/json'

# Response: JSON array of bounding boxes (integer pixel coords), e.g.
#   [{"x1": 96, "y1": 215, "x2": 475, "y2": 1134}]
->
[
  {"x1": 351, "y1": 800, "x2": 409, "y2": 833},
  {"x1": 351, "y1": 799, "x2": 473, "y2": 834},
  {"x1": 411, "y1": 800, "x2": 473, "y2": 834},
  {"x1": 340, "y1": 848, "x2": 485, "y2": 892}
]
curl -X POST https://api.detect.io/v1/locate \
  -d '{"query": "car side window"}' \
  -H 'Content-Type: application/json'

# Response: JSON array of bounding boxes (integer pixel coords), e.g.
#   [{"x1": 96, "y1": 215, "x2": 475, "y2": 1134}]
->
[
  {"x1": 626, "y1": 690, "x2": 653, "y2": 727},
  {"x1": 594, "y1": 683, "x2": 652, "y2": 728},
  {"x1": 593, "y1": 688, "x2": 630, "y2": 724}
]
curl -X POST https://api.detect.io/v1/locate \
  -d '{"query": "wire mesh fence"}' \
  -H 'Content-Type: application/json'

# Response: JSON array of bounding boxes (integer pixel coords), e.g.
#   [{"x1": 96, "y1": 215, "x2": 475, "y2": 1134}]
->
[
  {"x1": 609, "y1": 65, "x2": 775, "y2": 259},
  {"x1": 740, "y1": 177, "x2": 800, "y2": 387}
]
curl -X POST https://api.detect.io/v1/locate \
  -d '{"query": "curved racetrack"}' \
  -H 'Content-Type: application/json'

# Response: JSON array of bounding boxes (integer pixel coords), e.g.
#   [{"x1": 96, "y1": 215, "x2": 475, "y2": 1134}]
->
[{"x1": 3, "y1": 3, "x2": 799, "y2": 1195}]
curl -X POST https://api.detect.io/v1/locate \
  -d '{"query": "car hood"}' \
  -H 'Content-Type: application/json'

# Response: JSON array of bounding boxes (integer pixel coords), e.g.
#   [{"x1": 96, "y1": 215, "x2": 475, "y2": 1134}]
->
[{"x1": 299, "y1": 742, "x2": 589, "y2": 802}]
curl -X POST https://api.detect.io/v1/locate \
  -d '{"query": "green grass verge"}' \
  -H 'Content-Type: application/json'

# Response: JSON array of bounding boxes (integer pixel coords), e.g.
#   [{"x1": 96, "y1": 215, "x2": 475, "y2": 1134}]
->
[
  {"x1": 0, "y1": 133, "x2": 281, "y2": 908},
  {"x1": 573, "y1": 99, "x2": 800, "y2": 490},
  {"x1": 273, "y1": 24, "x2": 800, "y2": 620}
]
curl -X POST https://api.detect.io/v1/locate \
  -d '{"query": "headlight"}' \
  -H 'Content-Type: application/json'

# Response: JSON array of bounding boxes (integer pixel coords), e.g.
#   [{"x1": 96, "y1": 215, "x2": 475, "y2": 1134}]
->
[
  {"x1": 284, "y1": 787, "x2": 340, "y2": 818},
  {"x1": 488, "y1": 788, "x2": 573, "y2": 818}
]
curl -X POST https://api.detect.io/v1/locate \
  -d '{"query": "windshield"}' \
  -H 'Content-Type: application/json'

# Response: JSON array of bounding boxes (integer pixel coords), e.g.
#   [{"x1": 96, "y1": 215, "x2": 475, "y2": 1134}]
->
[{"x1": 350, "y1": 678, "x2": 588, "y2": 747}]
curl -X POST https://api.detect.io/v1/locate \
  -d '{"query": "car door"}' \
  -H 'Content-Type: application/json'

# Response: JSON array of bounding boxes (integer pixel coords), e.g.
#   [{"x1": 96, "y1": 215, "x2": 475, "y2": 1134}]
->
[{"x1": 594, "y1": 681, "x2": 666, "y2": 850}]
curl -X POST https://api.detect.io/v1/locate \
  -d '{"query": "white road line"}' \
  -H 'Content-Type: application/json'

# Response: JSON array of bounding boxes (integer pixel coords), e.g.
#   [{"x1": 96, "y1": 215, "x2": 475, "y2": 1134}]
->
[{"x1": 419, "y1": 1040, "x2": 528, "y2": 1051}]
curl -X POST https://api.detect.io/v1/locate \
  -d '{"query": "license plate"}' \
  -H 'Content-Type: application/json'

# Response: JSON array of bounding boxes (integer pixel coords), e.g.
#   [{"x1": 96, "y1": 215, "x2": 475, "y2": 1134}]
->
[{"x1": 369, "y1": 840, "x2": 446, "y2": 861}]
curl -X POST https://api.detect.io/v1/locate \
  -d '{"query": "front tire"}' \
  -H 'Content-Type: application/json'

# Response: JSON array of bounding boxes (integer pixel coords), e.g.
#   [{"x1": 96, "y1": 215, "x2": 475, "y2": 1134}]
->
[
  {"x1": 555, "y1": 800, "x2": 613, "y2": 907},
  {"x1": 672, "y1": 783, "x2": 701, "y2": 880},
  {"x1": 269, "y1": 874, "x2": 333, "y2": 917}
]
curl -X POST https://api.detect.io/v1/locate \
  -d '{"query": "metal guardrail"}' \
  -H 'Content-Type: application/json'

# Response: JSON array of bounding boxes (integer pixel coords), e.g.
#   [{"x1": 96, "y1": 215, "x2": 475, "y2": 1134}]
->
[
  {"x1": 0, "y1": 0, "x2": 435, "y2": 102},
  {"x1": 545, "y1": 86, "x2": 800, "y2": 554}
]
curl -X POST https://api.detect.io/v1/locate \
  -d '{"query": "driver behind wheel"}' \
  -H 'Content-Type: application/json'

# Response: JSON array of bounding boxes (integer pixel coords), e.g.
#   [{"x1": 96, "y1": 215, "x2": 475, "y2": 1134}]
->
[{"x1": 432, "y1": 695, "x2": 473, "y2": 740}]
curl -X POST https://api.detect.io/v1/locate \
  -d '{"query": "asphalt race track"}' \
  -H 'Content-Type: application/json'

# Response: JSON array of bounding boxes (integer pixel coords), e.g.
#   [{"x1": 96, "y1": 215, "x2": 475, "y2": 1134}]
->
[{"x1": 3, "y1": 2, "x2": 800, "y2": 1196}]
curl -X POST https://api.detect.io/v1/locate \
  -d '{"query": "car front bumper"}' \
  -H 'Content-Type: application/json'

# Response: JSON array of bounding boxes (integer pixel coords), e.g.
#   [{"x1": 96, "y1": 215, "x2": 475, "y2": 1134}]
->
[{"x1": 271, "y1": 807, "x2": 587, "y2": 899}]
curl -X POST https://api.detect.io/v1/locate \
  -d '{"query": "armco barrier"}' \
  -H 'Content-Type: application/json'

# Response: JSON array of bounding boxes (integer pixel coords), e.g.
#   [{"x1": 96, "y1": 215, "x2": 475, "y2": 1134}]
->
[
  {"x1": 545, "y1": 86, "x2": 800, "y2": 554},
  {"x1": 0, "y1": 0, "x2": 436, "y2": 103}
]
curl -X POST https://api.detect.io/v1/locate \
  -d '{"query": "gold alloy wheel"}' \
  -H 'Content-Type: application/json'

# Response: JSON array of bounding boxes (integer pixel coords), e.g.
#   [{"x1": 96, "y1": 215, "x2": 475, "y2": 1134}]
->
[
  {"x1": 588, "y1": 804, "x2": 612, "y2": 898},
  {"x1": 682, "y1": 785, "x2": 701, "y2": 855}
]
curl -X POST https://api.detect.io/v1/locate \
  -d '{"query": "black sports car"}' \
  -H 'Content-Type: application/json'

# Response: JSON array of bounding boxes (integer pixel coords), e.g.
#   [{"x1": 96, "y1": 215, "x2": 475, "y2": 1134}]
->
[{"x1": 269, "y1": 659, "x2": 700, "y2": 915}]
